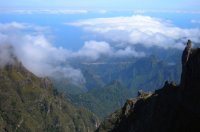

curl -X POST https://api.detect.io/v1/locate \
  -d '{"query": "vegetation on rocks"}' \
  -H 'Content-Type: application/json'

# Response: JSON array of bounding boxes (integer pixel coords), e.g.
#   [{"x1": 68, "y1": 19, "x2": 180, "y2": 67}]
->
[{"x1": 0, "y1": 61, "x2": 99, "y2": 132}]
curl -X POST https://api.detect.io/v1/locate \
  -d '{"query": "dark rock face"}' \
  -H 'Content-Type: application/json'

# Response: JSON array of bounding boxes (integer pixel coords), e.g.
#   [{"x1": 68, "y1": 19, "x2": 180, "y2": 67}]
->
[
  {"x1": 97, "y1": 43, "x2": 200, "y2": 132},
  {"x1": 180, "y1": 47, "x2": 200, "y2": 116},
  {"x1": 182, "y1": 40, "x2": 192, "y2": 65}
]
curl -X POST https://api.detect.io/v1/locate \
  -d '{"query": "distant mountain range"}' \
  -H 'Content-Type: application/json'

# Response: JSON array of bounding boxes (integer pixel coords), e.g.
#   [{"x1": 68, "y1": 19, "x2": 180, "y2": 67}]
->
[{"x1": 53, "y1": 54, "x2": 182, "y2": 117}]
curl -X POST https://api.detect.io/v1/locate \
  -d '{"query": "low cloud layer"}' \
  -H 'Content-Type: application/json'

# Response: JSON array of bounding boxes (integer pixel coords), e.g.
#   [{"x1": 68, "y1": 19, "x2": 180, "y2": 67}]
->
[
  {"x1": 0, "y1": 22, "x2": 145, "y2": 84},
  {"x1": 0, "y1": 22, "x2": 85, "y2": 84},
  {"x1": 1, "y1": 15, "x2": 200, "y2": 84},
  {"x1": 69, "y1": 15, "x2": 200, "y2": 49},
  {"x1": 0, "y1": 44, "x2": 15, "y2": 67},
  {"x1": 76, "y1": 41, "x2": 112, "y2": 60},
  {"x1": 74, "y1": 40, "x2": 145, "y2": 60}
]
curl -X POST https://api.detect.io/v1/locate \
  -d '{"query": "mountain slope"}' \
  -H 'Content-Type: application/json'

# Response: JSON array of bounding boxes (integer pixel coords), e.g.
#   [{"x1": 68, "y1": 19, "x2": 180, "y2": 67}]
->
[
  {"x1": 58, "y1": 56, "x2": 181, "y2": 118},
  {"x1": 0, "y1": 60, "x2": 99, "y2": 132},
  {"x1": 74, "y1": 56, "x2": 181, "y2": 91},
  {"x1": 69, "y1": 81, "x2": 135, "y2": 117},
  {"x1": 97, "y1": 45, "x2": 200, "y2": 132}
]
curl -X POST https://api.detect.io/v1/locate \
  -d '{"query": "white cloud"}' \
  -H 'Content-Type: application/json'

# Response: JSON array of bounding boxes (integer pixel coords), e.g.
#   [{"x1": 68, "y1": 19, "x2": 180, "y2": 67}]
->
[
  {"x1": 0, "y1": 22, "x2": 28, "y2": 30},
  {"x1": 97, "y1": 9, "x2": 108, "y2": 14},
  {"x1": 68, "y1": 15, "x2": 200, "y2": 49},
  {"x1": 0, "y1": 22, "x2": 145, "y2": 83},
  {"x1": 0, "y1": 9, "x2": 88, "y2": 14},
  {"x1": 0, "y1": 44, "x2": 15, "y2": 67},
  {"x1": 2, "y1": 17, "x2": 197, "y2": 84},
  {"x1": 191, "y1": 19, "x2": 200, "y2": 24},
  {"x1": 53, "y1": 66, "x2": 85, "y2": 84},
  {"x1": 75, "y1": 41, "x2": 112, "y2": 60},
  {"x1": 0, "y1": 22, "x2": 84, "y2": 84},
  {"x1": 115, "y1": 47, "x2": 145, "y2": 57},
  {"x1": 132, "y1": 9, "x2": 200, "y2": 14},
  {"x1": 72, "y1": 40, "x2": 145, "y2": 59}
]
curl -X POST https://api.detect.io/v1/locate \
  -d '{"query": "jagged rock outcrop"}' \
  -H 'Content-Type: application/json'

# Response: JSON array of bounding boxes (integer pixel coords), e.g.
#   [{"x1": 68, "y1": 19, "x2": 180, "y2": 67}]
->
[
  {"x1": 97, "y1": 41, "x2": 200, "y2": 132},
  {"x1": 182, "y1": 40, "x2": 192, "y2": 65},
  {"x1": 180, "y1": 43, "x2": 200, "y2": 116}
]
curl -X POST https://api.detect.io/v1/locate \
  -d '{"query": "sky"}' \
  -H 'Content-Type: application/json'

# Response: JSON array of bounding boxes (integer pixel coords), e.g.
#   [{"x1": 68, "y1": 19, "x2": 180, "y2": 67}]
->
[
  {"x1": 0, "y1": 0, "x2": 200, "y2": 84},
  {"x1": 1, "y1": 0, "x2": 200, "y2": 11}
]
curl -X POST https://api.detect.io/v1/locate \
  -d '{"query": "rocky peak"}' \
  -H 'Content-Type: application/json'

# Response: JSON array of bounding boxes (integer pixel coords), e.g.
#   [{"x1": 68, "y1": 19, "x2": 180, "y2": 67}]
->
[
  {"x1": 180, "y1": 41, "x2": 200, "y2": 116},
  {"x1": 97, "y1": 40, "x2": 200, "y2": 132},
  {"x1": 0, "y1": 50, "x2": 100, "y2": 132},
  {"x1": 181, "y1": 40, "x2": 192, "y2": 65}
]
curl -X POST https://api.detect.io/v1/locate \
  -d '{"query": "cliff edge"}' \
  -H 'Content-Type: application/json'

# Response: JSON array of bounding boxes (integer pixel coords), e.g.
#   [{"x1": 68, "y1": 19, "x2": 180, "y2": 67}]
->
[{"x1": 97, "y1": 40, "x2": 200, "y2": 132}]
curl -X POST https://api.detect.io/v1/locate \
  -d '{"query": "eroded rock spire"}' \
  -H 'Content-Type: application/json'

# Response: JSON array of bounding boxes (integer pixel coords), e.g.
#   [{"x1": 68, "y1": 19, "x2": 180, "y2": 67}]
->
[{"x1": 182, "y1": 39, "x2": 192, "y2": 65}]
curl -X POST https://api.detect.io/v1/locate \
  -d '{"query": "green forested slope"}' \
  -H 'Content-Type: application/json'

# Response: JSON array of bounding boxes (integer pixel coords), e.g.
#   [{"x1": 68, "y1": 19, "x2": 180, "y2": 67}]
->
[
  {"x1": 57, "y1": 56, "x2": 181, "y2": 118},
  {"x1": 0, "y1": 62, "x2": 99, "y2": 132}
]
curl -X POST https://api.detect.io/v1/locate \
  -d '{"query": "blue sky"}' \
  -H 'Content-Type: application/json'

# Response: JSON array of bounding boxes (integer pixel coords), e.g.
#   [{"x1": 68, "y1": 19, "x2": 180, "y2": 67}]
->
[
  {"x1": 0, "y1": 0, "x2": 200, "y2": 81},
  {"x1": 1, "y1": 0, "x2": 200, "y2": 10},
  {"x1": 1, "y1": 0, "x2": 200, "y2": 50}
]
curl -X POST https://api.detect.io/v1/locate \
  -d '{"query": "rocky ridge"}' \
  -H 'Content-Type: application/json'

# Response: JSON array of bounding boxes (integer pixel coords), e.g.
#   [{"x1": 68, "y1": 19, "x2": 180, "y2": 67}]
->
[
  {"x1": 0, "y1": 53, "x2": 100, "y2": 132},
  {"x1": 97, "y1": 41, "x2": 200, "y2": 132}
]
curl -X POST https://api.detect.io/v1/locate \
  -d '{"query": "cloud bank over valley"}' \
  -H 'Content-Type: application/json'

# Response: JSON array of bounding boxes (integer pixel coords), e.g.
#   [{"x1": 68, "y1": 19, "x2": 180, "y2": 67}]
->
[
  {"x1": 0, "y1": 15, "x2": 200, "y2": 83},
  {"x1": 69, "y1": 15, "x2": 200, "y2": 50},
  {"x1": 0, "y1": 22, "x2": 85, "y2": 84}
]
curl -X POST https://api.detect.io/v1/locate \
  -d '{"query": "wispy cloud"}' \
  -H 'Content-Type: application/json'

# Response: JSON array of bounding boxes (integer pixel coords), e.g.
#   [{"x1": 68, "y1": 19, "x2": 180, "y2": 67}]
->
[
  {"x1": 97, "y1": 9, "x2": 108, "y2": 14},
  {"x1": 114, "y1": 47, "x2": 145, "y2": 57},
  {"x1": 0, "y1": 8, "x2": 112, "y2": 15},
  {"x1": 132, "y1": 9, "x2": 200, "y2": 14},
  {"x1": 68, "y1": 15, "x2": 200, "y2": 49},
  {"x1": 73, "y1": 40, "x2": 145, "y2": 60},
  {"x1": 0, "y1": 22, "x2": 85, "y2": 84},
  {"x1": 0, "y1": 9, "x2": 88, "y2": 14},
  {"x1": 191, "y1": 19, "x2": 200, "y2": 24},
  {"x1": 0, "y1": 22, "x2": 144, "y2": 84},
  {"x1": 1, "y1": 16, "x2": 199, "y2": 83},
  {"x1": 0, "y1": 44, "x2": 15, "y2": 67}
]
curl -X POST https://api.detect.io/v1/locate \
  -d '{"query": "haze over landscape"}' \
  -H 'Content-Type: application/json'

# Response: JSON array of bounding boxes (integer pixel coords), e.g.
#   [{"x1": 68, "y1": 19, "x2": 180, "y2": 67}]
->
[{"x1": 0, "y1": 0, "x2": 200, "y2": 132}]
